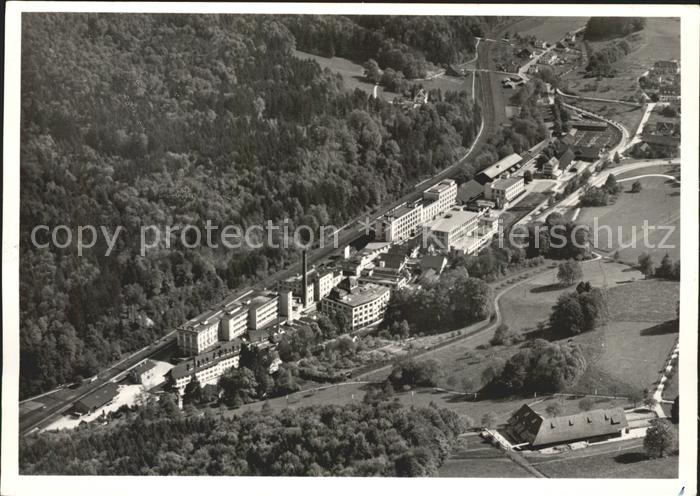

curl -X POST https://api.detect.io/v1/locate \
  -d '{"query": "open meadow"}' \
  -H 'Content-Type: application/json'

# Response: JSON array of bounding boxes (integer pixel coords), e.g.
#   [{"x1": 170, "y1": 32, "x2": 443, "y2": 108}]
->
[
  {"x1": 293, "y1": 50, "x2": 400, "y2": 100},
  {"x1": 530, "y1": 438, "x2": 678, "y2": 478},
  {"x1": 576, "y1": 175, "x2": 680, "y2": 263},
  {"x1": 571, "y1": 101, "x2": 645, "y2": 138},
  {"x1": 508, "y1": 17, "x2": 589, "y2": 44},
  {"x1": 562, "y1": 18, "x2": 680, "y2": 101}
]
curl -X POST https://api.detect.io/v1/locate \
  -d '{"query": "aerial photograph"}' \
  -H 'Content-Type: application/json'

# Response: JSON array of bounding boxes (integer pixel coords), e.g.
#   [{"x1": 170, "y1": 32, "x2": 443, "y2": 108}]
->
[{"x1": 4, "y1": 7, "x2": 694, "y2": 487}]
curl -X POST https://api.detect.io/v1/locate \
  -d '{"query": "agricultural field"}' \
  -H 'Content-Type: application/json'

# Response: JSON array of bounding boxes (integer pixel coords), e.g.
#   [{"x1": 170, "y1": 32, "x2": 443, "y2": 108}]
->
[
  {"x1": 531, "y1": 438, "x2": 678, "y2": 478},
  {"x1": 439, "y1": 436, "x2": 534, "y2": 477},
  {"x1": 418, "y1": 74, "x2": 474, "y2": 100},
  {"x1": 576, "y1": 175, "x2": 680, "y2": 263},
  {"x1": 561, "y1": 18, "x2": 680, "y2": 102},
  {"x1": 293, "y1": 50, "x2": 400, "y2": 101},
  {"x1": 508, "y1": 17, "x2": 589, "y2": 44},
  {"x1": 571, "y1": 101, "x2": 645, "y2": 139},
  {"x1": 614, "y1": 162, "x2": 680, "y2": 181},
  {"x1": 498, "y1": 260, "x2": 643, "y2": 334}
]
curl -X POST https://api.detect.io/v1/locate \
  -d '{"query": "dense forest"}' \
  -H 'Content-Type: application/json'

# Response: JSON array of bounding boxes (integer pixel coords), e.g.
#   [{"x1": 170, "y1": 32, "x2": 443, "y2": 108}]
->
[
  {"x1": 584, "y1": 17, "x2": 646, "y2": 41},
  {"x1": 20, "y1": 14, "x2": 484, "y2": 396},
  {"x1": 19, "y1": 400, "x2": 464, "y2": 476},
  {"x1": 283, "y1": 15, "x2": 502, "y2": 78}
]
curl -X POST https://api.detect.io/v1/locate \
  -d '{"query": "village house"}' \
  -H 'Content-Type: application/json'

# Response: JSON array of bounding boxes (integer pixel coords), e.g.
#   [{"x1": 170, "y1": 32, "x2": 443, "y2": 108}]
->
[{"x1": 505, "y1": 404, "x2": 629, "y2": 449}]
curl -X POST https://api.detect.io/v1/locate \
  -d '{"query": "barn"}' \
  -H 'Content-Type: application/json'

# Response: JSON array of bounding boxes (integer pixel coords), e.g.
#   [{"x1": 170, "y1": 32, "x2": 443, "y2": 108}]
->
[{"x1": 505, "y1": 404, "x2": 629, "y2": 449}]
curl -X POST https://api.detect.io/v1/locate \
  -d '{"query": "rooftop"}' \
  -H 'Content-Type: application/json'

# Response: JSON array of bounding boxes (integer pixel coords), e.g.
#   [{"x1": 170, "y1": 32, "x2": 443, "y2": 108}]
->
[
  {"x1": 426, "y1": 208, "x2": 479, "y2": 233},
  {"x1": 329, "y1": 282, "x2": 390, "y2": 308},
  {"x1": 508, "y1": 404, "x2": 628, "y2": 448},
  {"x1": 480, "y1": 153, "x2": 523, "y2": 180},
  {"x1": 169, "y1": 340, "x2": 242, "y2": 380},
  {"x1": 491, "y1": 176, "x2": 524, "y2": 189},
  {"x1": 74, "y1": 382, "x2": 119, "y2": 411},
  {"x1": 248, "y1": 292, "x2": 278, "y2": 309},
  {"x1": 424, "y1": 179, "x2": 456, "y2": 195},
  {"x1": 457, "y1": 179, "x2": 485, "y2": 203},
  {"x1": 131, "y1": 359, "x2": 158, "y2": 376},
  {"x1": 386, "y1": 203, "x2": 421, "y2": 220}
]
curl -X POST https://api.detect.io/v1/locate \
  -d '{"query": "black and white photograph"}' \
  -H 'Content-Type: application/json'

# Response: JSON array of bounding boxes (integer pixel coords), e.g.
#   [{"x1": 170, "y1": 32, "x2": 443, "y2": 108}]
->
[{"x1": 2, "y1": 3, "x2": 698, "y2": 494}]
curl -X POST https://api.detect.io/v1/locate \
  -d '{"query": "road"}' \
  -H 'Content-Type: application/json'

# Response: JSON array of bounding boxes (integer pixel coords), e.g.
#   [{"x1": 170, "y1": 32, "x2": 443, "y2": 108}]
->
[
  {"x1": 556, "y1": 87, "x2": 643, "y2": 108},
  {"x1": 530, "y1": 158, "x2": 680, "y2": 223},
  {"x1": 20, "y1": 22, "x2": 515, "y2": 435}
]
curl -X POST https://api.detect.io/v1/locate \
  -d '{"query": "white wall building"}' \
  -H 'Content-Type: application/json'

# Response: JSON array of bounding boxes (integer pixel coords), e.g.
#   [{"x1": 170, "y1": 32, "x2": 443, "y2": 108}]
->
[
  {"x1": 484, "y1": 176, "x2": 526, "y2": 205},
  {"x1": 177, "y1": 309, "x2": 222, "y2": 355},
  {"x1": 321, "y1": 280, "x2": 391, "y2": 330}
]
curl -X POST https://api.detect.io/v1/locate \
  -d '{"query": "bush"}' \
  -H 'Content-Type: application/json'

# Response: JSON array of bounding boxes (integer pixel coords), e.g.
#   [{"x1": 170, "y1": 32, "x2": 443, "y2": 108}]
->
[{"x1": 578, "y1": 397, "x2": 595, "y2": 411}]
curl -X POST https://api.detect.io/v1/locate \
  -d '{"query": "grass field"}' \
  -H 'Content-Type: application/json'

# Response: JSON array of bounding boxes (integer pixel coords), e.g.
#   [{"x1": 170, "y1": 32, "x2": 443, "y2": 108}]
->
[
  {"x1": 293, "y1": 50, "x2": 400, "y2": 100},
  {"x1": 419, "y1": 74, "x2": 473, "y2": 100},
  {"x1": 562, "y1": 18, "x2": 680, "y2": 101},
  {"x1": 508, "y1": 17, "x2": 589, "y2": 44},
  {"x1": 499, "y1": 261, "x2": 644, "y2": 334},
  {"x1": 614, "y1": 163, "x2": 680, "y2": 181},
  {"x1": 576, "y1": 176, "x2": 680, "y2": 263},
  {"x1": 572, "y1": 101, "x2": 645, "y2": 138},
  {"x1": 532, "y1": 440, "x2": 678, "y2": 478},
  {"x1": 439, "y1": 436, "x2": 534, "y2": 477}
]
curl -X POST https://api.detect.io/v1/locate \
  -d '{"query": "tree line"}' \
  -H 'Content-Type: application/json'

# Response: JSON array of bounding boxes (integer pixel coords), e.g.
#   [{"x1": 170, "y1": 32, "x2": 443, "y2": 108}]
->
[
  {"x1": 19, "y1": 13, "x2": 481, "y2": 396},
  {"x1": 19, "y1": 400, "x2": 464, "y2": 476}
]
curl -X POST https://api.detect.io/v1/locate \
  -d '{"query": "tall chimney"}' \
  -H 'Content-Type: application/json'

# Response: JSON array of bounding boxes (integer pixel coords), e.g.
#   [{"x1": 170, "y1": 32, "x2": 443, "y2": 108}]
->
[{"x1": 302, "y1": 249, "x2": 309, "y2": 306}]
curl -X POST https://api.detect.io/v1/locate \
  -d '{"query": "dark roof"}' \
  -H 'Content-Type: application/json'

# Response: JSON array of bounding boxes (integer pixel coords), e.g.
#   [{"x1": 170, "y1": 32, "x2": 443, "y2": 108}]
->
[
  {"x1": 457, "y1": 179, "x2": 485, "y2": 203},
  {"x1": 508, "y1": 404, "x2": 628, "y2": 447},
  {"x1": 641, "y1": 134, "x2": 680, "y2": 147},
  {"x1": 169, "y1": 340, "x2": 242, "y2": 380},
  {"x1": 558, "y1": 147, "x2": 575, "y2": 168},
  {"x1": 74, "y1": 382, "x2": 119, "y2": 411},
  {"x1": 377, "y1": 253, "x2": 407, "y2": 270},
  {"x1": 130, "y1": 359, "x2": 157, "y2": 377},
  {"x1": 420, "y1": 254, "x2": 448, "y2": 274}
]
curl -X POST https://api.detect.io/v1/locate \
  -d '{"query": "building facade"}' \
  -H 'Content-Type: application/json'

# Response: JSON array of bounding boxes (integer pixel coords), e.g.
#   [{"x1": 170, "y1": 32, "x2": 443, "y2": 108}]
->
[
  {"x1": 506, "y1": 404, "x2": 628, "y2": 449},
  {"x1": 484, "y1": 176, "x2": 526, "y2": 204},
  {"x1": 424, "y1": 207, "x2": 480, "y2": 252},
  {"x1": 177, "y1": 309, "x2": 222, "y2": 355},
  {"x1": 219, "y1": 303, "x2": 248, "y2": 341},
  {"x1": 168, "y1": 340, "x2": 242, "y2": 392},
  {"x1": 375, "y1": 202, "x2": 424, "y2": 242},
  {"x1": 321, "y1": 280, "x2": 391, "y2": 330},
  {"x1": 247, "y1": 292, "x2": 279, "y2": 330}
]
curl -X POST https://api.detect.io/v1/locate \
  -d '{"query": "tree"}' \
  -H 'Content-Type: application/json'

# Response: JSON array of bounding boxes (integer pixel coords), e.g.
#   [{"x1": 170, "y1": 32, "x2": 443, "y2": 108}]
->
[
  {"x1": 557, "y1": 259, "x2": 583, "y2": 286},
  {"x1": 363, "y1": 59, "x2": 381, "y2": 84},
  {"x1": 219, "y1": 367, "x2": 259, "y2": 407},
  {"x1": 183, "y1": 377, "x2": 202, "y2": 404},
  {"x1": 630, "y1": 180, "x2": 642, "y2": 193},
  {"x1": 603, "y1": 174, "x2": 620, "y2": 195},
  {"x1": 637, "y1": 253, "x2": 655, "y2": 279},
  {"x1": 545, "y1": 403, "x2": 563, "y2": 417},
  {"x1": 388, "y1": 359, "x2": 442, "y2": 389},
  {"x1": 578, "y1": 397, "x2": 595, "y2": 411},
  {"x1": 644, "y1": 419, "x2": 677, "y2": 459},
  {"x1": 481, "y1": 412, "x2": 497, "y2": 428},
  {"x1": 628, "y1": 389, "x2": 645, "y2": 408},
  {"x1": 523, "y1": 170, "x2": 533, "y2": 184},
  {"x1": 655, "y1": 253, "x2": 677, "y2": 280}
]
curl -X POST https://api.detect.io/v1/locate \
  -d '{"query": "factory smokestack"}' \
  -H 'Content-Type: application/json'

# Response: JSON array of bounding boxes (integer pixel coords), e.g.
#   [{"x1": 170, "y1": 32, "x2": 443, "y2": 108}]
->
[{"x1": 302, "y1": 249, "x2": 309, "y2": 306}]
